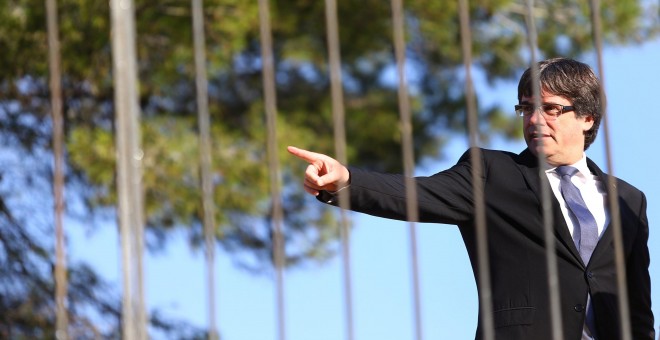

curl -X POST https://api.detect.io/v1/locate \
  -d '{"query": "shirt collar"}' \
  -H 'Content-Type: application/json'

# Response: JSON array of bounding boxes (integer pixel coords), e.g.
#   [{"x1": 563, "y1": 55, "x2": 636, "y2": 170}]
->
[{"x1": 546, "y1": 154, "x2": 591, "y2": 178}]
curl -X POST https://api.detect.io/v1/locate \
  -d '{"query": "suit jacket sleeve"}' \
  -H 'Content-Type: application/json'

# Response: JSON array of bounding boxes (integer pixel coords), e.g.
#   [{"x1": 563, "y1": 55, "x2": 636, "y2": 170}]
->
[{"x1": 317, "y1": 149, "x2": 477, "y2": 225}]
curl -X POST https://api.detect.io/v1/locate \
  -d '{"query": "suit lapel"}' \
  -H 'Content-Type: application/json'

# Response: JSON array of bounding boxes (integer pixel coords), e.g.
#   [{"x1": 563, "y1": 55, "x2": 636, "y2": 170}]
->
[
  {"x1": 517, "y1": 149, "x2": 584, "y2": 267},
  {"x1": 584, "y1": 158, "x2": 624, "y2": 267},
  {"x1": 549, "y1": 193, "x2": 585, "y2": 267}
]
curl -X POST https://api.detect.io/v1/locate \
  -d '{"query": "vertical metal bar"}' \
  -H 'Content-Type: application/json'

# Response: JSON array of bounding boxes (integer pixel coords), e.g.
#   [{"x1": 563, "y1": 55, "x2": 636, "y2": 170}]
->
[
  {"x1": 322, "y1": 1, "x2": 354, "y2": 340},
  {"x1": 45, "y1": 0, "x2": 68, "y2": 338},
  {"x1": 456, "y1": 2, "x2": 494, "y2": 340},
  {"x1": 191, "y1": 1, "x2": 219, "y2": 339},
  {"x1": 389, "y1": 1, "x2": 423, "y2": 340},
  {"x1": 110, "y1": 0, "x2": 147, "y2": 339},
  {"x1": 588, "y1": 1, "x2": 631, "y2": 339},
  {"x1": 257, "y1": 1, "x2": 286, "y2": 340},
  {"x1": 523, "y1": 2, "x2": 563, "y2": 339}
]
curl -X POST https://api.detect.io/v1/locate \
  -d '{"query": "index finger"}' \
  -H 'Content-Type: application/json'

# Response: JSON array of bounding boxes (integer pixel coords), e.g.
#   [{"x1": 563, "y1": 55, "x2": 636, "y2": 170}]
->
[{"x1": 287, "y1": 146, "x2": 321, "y2": 164}]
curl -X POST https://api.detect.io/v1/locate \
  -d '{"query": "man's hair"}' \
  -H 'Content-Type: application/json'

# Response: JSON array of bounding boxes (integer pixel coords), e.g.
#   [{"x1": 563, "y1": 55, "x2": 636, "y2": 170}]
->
[{"x1": 517, "y1": 57, "x2": 602, "y2": 150}]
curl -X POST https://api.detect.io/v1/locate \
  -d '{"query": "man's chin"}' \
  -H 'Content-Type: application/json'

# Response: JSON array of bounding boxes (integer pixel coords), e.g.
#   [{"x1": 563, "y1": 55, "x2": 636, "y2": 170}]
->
[
  {"x1": 526, "y1": 142, "x2": 553, "y2": 158},
  {"x1": 526, "y1": 140, "x2": 543, "y2": 152}
]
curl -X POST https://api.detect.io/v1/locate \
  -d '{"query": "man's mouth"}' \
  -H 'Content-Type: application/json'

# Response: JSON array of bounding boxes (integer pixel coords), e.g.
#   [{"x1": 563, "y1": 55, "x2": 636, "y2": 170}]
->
[{"x1": 528, "y1": 130, "x2": 552, "y2": 139}]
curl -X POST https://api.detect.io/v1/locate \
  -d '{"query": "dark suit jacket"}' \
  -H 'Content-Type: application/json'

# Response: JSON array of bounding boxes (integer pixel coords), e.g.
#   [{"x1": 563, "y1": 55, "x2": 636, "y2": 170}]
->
[{"x1": 319, "y1": 148, "x2": 653, "y2": 340}]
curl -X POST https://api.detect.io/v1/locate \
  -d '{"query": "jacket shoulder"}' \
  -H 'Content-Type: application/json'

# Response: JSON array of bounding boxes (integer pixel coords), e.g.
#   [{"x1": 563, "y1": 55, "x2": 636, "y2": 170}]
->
[
  {"x1": 586, "y1": 157, "x2": 645, "y2": 197},
  {"x1": 458, "y1": 147, "x2": 521, "y2": 162}
]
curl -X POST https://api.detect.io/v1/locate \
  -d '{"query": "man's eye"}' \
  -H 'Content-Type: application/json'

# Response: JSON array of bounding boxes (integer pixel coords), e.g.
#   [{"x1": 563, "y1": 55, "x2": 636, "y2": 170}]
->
[{"x1": 543, "y1": 105, "x2": 561, "y2": 114}]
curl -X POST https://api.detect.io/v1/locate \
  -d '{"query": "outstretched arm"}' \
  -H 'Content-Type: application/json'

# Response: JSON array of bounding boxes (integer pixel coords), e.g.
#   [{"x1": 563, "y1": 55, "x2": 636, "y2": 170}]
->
[{"x1": 287, "y1": 146, "x2": 350, "y2": 196}]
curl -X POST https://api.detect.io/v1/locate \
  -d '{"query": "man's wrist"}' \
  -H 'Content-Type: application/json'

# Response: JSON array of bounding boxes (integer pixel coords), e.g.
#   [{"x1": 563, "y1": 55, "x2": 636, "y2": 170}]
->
[{"x1": 327, "y1": 184, "x2": 350, "y2": 195}]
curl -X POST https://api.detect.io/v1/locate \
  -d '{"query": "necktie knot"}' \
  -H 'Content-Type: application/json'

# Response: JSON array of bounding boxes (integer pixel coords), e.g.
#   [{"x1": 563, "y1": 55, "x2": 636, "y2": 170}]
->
[{"x1": 556, "y1": 165, "x2": 579, "y2": 178}]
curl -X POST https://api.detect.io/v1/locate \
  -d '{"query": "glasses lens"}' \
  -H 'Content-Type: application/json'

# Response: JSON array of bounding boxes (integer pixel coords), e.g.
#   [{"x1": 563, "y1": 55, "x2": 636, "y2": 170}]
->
[
  {"x1": 541, "y1": 104, "x2": 562, "y2": 117},
  {"x1": 515, "y1": 105, "x2": 533, "y2": 116}
]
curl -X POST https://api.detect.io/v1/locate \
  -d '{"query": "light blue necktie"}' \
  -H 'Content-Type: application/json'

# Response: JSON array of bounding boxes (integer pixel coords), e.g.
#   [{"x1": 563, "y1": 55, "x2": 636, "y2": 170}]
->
[
  {"x1": 556, "y1": 166, "x2": 598, "y2": 264},
  {"x1": 556, "y1": 166, "x2": 598, "y2": 338}
]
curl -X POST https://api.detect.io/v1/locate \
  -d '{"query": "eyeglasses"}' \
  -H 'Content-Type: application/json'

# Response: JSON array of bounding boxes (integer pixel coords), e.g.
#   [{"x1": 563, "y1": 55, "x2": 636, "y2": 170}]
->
[{"x1": 514, "y1": 103, "x2": 575, "y2": 121}]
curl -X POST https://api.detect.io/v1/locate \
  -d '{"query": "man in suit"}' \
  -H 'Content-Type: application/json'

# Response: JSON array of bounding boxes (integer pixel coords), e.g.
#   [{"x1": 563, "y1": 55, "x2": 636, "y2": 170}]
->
[{"x1": 288, "y1": 57, "x2": 653, "y2": 339}]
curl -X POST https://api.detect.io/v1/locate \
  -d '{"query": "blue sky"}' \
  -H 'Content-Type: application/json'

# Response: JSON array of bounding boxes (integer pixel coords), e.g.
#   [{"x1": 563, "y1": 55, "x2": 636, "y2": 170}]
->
[{"x1": 69, "y1": 37, "x2": 660, "y2": 339}]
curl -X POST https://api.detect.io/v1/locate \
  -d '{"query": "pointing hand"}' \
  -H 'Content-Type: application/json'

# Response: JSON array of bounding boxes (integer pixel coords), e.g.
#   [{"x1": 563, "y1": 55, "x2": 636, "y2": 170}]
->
[{"x1": 287, "y1": 146, "x2": 350, "y2": 196}]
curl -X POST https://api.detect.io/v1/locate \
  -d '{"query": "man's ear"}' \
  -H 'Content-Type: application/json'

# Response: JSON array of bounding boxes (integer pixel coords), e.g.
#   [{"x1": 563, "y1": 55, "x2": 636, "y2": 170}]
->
[{"x1": 582, "y1": 114, "x2": 595, "y2": 132}]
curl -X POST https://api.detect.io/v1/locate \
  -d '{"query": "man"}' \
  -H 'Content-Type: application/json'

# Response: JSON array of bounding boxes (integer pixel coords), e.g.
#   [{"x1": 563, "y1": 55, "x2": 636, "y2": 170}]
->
[{"x1": 288, "y1": 58, "x2": 654, "y2": 339}]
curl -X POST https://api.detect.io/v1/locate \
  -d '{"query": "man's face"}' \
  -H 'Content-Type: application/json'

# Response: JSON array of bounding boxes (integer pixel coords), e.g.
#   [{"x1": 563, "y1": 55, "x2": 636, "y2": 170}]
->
[{"x1": 521, "y1": 92, "x2": 594, "y2": 166}]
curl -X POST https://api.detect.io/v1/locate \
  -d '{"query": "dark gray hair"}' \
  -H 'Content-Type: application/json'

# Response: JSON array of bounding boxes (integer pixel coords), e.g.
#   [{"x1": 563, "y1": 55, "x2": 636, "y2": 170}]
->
[{"x1": 517, "y1": 57, "x2": 602, "y2": 150}]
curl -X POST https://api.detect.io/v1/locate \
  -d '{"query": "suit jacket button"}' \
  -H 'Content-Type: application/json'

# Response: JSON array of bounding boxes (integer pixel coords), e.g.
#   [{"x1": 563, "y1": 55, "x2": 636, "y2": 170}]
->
[
  {"x1": 574, "y1": 304, "x2": 584, "y2": 312},
  {"x1": 587, "y1": 271, "x2": 594, "y2": 279}
]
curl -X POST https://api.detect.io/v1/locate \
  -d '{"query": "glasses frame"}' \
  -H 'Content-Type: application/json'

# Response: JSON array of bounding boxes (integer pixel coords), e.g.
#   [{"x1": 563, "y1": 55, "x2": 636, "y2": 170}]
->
[{"x1": 514, "y1": 103, "x2": 575, "y2": 121}]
